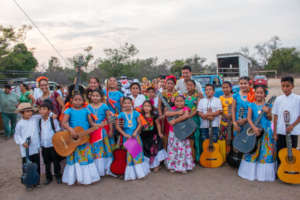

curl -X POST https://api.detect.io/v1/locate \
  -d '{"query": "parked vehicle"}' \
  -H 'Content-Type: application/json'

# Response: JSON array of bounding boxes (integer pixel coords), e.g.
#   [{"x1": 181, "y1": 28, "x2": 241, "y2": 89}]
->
[{"x1": 253, "y1": 75, "x2": 268, "y2": 87}]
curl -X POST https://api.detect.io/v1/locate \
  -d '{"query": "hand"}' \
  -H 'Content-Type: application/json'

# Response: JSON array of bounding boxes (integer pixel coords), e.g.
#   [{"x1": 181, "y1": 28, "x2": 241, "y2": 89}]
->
[
  {"x1": 124, "y1": 134, "x2": 131, "y2": 138},
  {"x1": 169, "y1": 120, "x2": 176, "y2": 126},
  {"x1": 273, "y1": 133, "x2": 278, "y2": 141},
  {"x1": 23, "y1": 142, "x2": 29, "y2": 148},
  {"x1": 177, "y1": 109, "x2": 184, "y2": 115},
  {"x1": 262, "y1": 106, "x2": 270, "y2": 113},
  {"x1": 207, "y1": 116, "x2": 214, "y2": 121},
  {"x1": 253, "y1": 126, "x2": 261, "y2": 136},
  {"x1": 159, "y1": 114, "x2": 165, "y2": 120},
  {"x1": 158, "y1": 133, "x2": 164, "y2": 138},
  {"x1": 132, "y1": 131, "x2": 137, "y2": 137},
  {"x1": 52, "y1": 114, "x2": 58, "y2": 119},
  {"x1": 108, "y1": 130, "x2": 113, "y2": 137},
  {"x1": 233, "y1": 122, "x2": 241, "y2": 132},
  {"x1": 70, "y1": 128, "x2": 78, "y2": 139},
  {"x1": 286, "y1": 125, "x2": 294, "y2": 133}
]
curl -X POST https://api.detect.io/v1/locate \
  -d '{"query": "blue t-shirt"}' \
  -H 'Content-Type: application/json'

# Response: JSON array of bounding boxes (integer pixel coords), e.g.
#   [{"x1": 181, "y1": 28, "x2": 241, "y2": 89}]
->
[
  {"x1": 233, "y1": 92, "x2": 250, "y2": 120},
  {"x1": 104, "y1": 90, "x2": 124, "y2": 114},
  {"x1": 64, "y1": 107, "x2": 91, "y2": 130},
  {"x1": 87, "y1": 104, "x2": 109, "y2": 124},
  {"x1": 118, "y1": 110, "x2": 140, "y2": 135}
]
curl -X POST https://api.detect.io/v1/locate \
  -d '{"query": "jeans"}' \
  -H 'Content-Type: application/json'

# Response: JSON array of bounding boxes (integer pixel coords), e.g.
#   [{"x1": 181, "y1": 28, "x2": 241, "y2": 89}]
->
[
  {"x1": 1, "y1": 112, "x2": 17, "y2": 137},
  {"x1": 200, "y1": 127, "x2": 219, "y2": 143}
]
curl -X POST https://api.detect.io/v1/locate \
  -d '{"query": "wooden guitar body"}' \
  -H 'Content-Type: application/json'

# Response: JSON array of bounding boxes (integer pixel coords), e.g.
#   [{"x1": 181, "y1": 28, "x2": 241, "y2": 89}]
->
[
  {"x1": 52, "y1": 127, "x2": 89, "y2": 157},
  {"x1": 200, "y1": 139, "x2": 224, "y2": 168},
  {"x1": 277, "y1": 148, "x2": 300, "y2": 184}
]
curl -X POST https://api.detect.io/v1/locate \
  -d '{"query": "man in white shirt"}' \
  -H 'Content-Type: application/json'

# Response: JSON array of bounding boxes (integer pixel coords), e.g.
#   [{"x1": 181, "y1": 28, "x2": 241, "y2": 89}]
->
[
  {"x1": 175, "y1": 65, "x2": 203, "y2": 97},
  {"x1": 272, "y1": 76, "x2": 300, "y2": 159},
  {"x1": 197, "y1": 84, "x2": 222, "y2": 142},
  {"x1": 39, "y1": 101, "x2": 62, "y2": 184}
]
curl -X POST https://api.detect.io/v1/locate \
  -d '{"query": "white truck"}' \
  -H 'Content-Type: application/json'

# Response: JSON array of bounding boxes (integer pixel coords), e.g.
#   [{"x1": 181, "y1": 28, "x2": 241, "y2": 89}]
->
[{"x1": 216, "y1": 52, "x2": 251, "y2": 83}]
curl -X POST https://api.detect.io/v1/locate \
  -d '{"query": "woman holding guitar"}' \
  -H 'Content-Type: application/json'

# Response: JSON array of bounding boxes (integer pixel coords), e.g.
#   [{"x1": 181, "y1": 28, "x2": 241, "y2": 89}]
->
[{"x1": 238, "y1": 85, "x2": 276, "y2": 182}]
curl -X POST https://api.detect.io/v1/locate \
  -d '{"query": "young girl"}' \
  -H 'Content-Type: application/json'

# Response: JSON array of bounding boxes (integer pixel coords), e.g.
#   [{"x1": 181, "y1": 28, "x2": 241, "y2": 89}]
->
[
  {"x1": 129, "y1": 82, "x2": 146, "y2": 108},
  {"x1": 105, "y1": 77, "x2": 124, "y2": 114},
  {"x1": 220, "y1": 82, "x2": 233, "y2": 152},
  {"x1": 184, "y1": 80, "x2": 201, "y2": 162},
  {"x1": 88, "y1": 89, "x2": 114, "y2": 177},
  {"x1": 140, "y1": 101, "x2": 168, "y2": 172},
  {"x1": 146, "y1": 87, "x2": 159, "y2": 109},
  {"x1": 62, "y1": 92, "x2": 100, "y2": 185},
  {"x1": 116, "y1": 97, "x2": 150, "y2": 180},
  {"x1": 165, "y1": 95, "x2": 195, "y2": 173},
  {"x1": 238, "y1": 85, "x2": 276, "y2": 181},
  {"x1": 232, "y1": 77, "x2": 252, "y2": 137}
]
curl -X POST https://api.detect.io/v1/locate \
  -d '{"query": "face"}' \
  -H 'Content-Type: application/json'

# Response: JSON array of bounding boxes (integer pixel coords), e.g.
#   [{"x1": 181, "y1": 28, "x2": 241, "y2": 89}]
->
[
  {"x1": 254, "y1": 87, "x2": 265, "y2": 101},
  {"x1": 174, "y1": 96, "x2": 185, "y2": 108},
  {"x1": 147, "y1": 89, "x2": 156, "y2": 99},
  {"x1": 20, "y1": 84, "x2": 26, "y2": 92},
  {"x1": 72, "y1": 95, "x2": 84, "y2": 108},
  {"x1": 186, "y1": 81, "x2": 195, "y2": 92},
  {"x1": 143, "y1": 102, "x2": 152, "y2": 113},
  {"x1": 166, "y1": 80, "x2": 175, "y2": 91},
  {"x1": 122, "y1": 99, "x2": 133, "y2": 111},
  {"x1": 182, "y1": 69, "x2": 191, "y2": 80},
  {"x1": 39, "y1": 107, "x2": 50, "y2": 117},
  {"x1": 159, "y1": 79, "x2": 165, "y2": 88},
  {"x1": 130, "y1": 84, "x2": 140, "y2": 96},
  {"x1": 239, "y1": 79, "x2": 249, "y2": 92},
  {"x1": 89, "y1": 78, "x2": 99, "y2": 90},
  {"x1": 39, "y1": 80, "x2": 49, "y2": 93},
  {"x1": 108, "y1": 77, "x2": 118, "y2": 89},
  {"x1": 91, "y1": 92, "x2": 101, "y2": 104},
  {"x1": 205, "y1": 86, "x2": 214, "y2": 97},
  {"x1": 222, "y1": 83, "x2": 231, "y2": 95},
  {"x1": 281, "y1": 81, "x2": 293, "y2": 96},
  {"x1": 23, "y1": 110, "x2": 33, "y2": 119},
  {"x1": 4, "y1": 88, "x2": 10, "y2": 94}
]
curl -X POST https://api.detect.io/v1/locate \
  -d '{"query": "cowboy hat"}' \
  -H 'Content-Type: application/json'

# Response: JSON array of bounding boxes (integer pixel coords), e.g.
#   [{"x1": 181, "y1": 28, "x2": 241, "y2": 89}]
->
[{"x1": 16, "y1": 103, "x2": 37, "y2": 113}]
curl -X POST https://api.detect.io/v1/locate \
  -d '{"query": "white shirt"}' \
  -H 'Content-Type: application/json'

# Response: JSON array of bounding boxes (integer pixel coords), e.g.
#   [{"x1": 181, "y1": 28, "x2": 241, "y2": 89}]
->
[
  {"x1": 197, "y1": 97, "x2": 222, "y2": 128},
  {"x1": 272, "y1": 93, "x2": 300, "y2": 135},
  {"x1": 33, "y1": 88, "x2": 43, "y2": 100},
  {"x1": 14, "y1": 115, "x2": 41, "y2": 158},
  {"x1": 40, "y1": 117, "x2": 61, "y2": 148},
  {"x1": 129, "y1": 94, "x2": 146, "y2": 108},
  {"x1": 175, "y1": 78, "x2": 203, "y2": 95}
]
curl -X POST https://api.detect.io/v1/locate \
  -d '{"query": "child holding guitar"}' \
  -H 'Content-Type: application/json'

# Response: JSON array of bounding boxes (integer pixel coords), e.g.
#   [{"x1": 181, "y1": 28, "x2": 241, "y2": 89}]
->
[
  {"x1": 165, "y1": 95, "x2": 195, "y2": 173},
  {"x1": 116, "y1": 97, "x2": 150, "y2": 180},
  {"x1": 88, "y1": 89, "x2": 114, "y2": 177},
  {"x1": 62, "y1": 92, "x2": 100, "y2": 185},
  {"x1": 238, "y1": 85, "x2": 276, "y2": 182}
]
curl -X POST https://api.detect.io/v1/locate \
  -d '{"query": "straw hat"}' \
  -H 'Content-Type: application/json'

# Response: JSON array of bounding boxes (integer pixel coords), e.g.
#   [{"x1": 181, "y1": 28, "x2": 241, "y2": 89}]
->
[{"x1": 16, "y1": 103, "x2": 37, "y2": 113}]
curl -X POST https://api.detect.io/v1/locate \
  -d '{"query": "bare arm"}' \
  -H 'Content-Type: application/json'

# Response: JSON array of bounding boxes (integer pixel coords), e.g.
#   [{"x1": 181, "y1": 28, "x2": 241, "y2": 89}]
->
[
  {"x1": 133, "y1": 117, "x2": 142, "y2": 137},
  {"x1": 116, "y1": 118, "x2": 130, "y2": 138},
  {"x1": 155, "y1": 117, "x2": 163, "y2": 138},
  {"x1": 170, "y1": 110, "x2": 189, "y2": 125},
  {"x1": 273, "y1": 114, "x2": 278, "y2": 140}
]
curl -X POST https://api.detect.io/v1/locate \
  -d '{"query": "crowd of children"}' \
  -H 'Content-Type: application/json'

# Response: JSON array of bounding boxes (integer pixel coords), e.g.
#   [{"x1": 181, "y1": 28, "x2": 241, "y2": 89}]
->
[{"x1": 12, "y1": 66, "x2": 300, "y2": 188}]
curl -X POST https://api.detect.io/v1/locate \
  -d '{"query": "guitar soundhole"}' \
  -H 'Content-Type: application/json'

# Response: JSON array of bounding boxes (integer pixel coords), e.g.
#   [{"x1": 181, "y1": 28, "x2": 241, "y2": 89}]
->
[
  {"x1": 206, "y1": 158, "x2": 217, "y2": 161},
  {"x1": 246, "y1": 129, "x2": 255, "y2": 136},
  {"x1": 285, "y1": 156, "x2": 295, "y2": 164},
  {"x1": 284, "y1": 171, "x2": 300, "y2": 175}
]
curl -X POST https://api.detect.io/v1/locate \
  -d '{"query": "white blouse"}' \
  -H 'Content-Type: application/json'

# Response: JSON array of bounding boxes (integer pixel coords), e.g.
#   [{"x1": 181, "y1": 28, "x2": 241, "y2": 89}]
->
[{"x1": 129, "y1": 94, "x2": 146, "y2": 108}]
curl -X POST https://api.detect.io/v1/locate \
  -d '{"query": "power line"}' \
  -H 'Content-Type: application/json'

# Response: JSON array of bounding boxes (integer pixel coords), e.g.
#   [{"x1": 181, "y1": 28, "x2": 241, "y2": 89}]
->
[{"x1": 12, "y1": 0, "x2": 68, "y2": 65}]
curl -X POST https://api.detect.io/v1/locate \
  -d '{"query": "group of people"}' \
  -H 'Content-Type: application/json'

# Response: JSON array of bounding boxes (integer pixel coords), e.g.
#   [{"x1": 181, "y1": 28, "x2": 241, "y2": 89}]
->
[{"x1": 1, "y1": 65, "x2": 299, "y2": 188}]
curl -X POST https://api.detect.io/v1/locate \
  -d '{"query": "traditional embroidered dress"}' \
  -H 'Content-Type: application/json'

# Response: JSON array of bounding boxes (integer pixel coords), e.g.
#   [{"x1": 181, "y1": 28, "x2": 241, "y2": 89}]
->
[
  {"x1": 62, "y1": 107, "x2": 100, "y2": 185},
  {"x1": 219, "y1": 95, "x2": 233, "y2": 141},
  {"x1": 165, "y1": 106, "x2": 195, "y2": 172},
  {"x1": 118, "y1": 110, "x2": 150, "y2": 180},
  {"x1": 233, "y1": 92, "x2": 251, "y2": 137},
  {"x1": 184, "y1": 92, "x2": 202, "y2": 162},
  {"x1": 238, "y1": 103, "x2": 276, "y2": 182},
  {"x1": 140, "y1": 115, "x2": 168, "y2": 169},
  {"x1": 87, "y1": 104, "x2": 114, "y2": 176}
]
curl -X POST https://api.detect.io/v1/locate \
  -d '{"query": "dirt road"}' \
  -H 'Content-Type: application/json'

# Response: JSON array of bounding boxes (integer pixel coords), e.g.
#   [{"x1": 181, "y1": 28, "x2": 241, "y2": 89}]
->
[{"x1": 0, "y1": 78, "x2": 299, "y2": 200}]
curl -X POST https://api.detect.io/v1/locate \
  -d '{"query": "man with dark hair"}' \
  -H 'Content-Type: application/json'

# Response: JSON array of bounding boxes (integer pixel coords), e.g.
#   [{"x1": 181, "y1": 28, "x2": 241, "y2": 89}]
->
[
  {"x1": 175, "y1": 65, "x2": 203, "y2": 96},
  {"x1": 0, "y1": 84, "x2": 19, "y2": 138}
]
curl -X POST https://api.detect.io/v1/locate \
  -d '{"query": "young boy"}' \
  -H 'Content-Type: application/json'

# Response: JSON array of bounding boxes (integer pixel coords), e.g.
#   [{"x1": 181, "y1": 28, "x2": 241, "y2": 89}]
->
[
  {"x1": 39, "y1": 100, "x2": 62, "y2": 184},
  {"x1": 272, "y1": 76, "x2": 300, "y2": 159},
  {"x1": 198, "y1": 84, "x2": 222, "y2": 143},
  {"x1": 14, "y1": 103, "x2": 40, "y2": 186}
]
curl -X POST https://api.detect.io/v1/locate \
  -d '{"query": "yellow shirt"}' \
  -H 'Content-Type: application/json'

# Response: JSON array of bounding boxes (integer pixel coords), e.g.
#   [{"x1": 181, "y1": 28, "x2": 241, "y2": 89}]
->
[{"x1": 220, "y1": 95, "x2": 233, "y2": 126}]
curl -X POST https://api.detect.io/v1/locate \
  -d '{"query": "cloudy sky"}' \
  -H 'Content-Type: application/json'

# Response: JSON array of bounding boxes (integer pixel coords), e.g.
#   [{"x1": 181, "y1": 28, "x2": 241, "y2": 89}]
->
[{"x1": 1, "y1": 0, "x2": 300, "y2": 67}]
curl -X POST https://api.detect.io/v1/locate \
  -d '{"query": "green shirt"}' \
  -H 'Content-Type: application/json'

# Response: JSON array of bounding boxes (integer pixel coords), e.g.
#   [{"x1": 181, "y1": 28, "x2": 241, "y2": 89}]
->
[
  {"x1": 0, "y1": 90, "x2": 19, "y2": 113},
  {"x1": 20, "y1": 91, "x2": 32, "y2": 103}
]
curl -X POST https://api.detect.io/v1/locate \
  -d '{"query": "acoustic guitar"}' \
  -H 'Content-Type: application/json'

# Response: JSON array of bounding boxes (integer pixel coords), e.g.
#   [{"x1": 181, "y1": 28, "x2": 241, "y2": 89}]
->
[
  {"x1": 21, "y1": 137, "x2": 40, "y2": 188},
  {"x1": 277, "y1": 111, "x2": 300, "y2": 184},
  {"x1": 233, "y1": 96, "x2": 276, "y2": 154},
  {"x1": 52, "y1": 126, "x2": 97, "y2": 157},
  {"x1": 200, "y1": 120, "x2": 224, "y2": 168}
]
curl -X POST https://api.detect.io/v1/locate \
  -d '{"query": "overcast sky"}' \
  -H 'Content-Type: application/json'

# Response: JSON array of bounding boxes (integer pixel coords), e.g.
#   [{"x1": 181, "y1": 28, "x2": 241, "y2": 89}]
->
[{"x1": 1, "y1": 0, "x2": 300, "y2": 67}]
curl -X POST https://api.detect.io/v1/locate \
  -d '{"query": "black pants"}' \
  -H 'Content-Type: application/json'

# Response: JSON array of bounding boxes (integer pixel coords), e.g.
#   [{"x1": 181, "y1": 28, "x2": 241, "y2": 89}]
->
[
  {"x1": 22, "y1": 153, "x2": 40, "y2": 176},
  {"x1": 277, "y1": 134, "x2": 298, "y2": 165},
  {"x1": 42, "y1": 147, "x2": 61, "y2": 180}
]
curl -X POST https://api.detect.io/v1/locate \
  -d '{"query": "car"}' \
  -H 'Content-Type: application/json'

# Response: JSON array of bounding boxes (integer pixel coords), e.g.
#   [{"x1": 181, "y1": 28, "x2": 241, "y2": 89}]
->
[{"x1": 253, "y1": 75, "x2": 268, "y2": 87}]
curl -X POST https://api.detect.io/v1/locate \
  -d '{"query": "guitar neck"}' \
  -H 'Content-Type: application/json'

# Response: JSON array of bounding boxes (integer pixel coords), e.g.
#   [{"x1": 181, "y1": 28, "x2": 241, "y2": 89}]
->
[
  {"x1": 209, "y1": 120, "x2": 213, "y2": 146},
  {"x1": 285, "y1": 123, "x2": 294, "y2": 160}
]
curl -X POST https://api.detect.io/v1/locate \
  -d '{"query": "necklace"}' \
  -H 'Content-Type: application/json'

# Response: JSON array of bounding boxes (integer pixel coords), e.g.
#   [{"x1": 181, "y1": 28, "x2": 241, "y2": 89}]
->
[{"x1": 124, "y1": 110, "x2": 134, "y2": 128}]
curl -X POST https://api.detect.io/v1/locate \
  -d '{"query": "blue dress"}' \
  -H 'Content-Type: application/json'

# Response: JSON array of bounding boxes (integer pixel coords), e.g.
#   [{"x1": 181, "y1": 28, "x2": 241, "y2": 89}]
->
[
  {"x1": 118, "y1": 111, "x2": 150, "y2": 180},
  {"x1": 87, "y1": 104, "x2": 113, "y2": 176},
  {"x1": 62, "y1": 107, "x2": 100, "y2": 185},
  {"x1": 238, "y1": 103, "x2": 276, "y2": 182},
  {"x1": 233, "y1": 92, "x2": 250, "y2": 136},
  {"x1": 104, "y1": 90, "x2": 124, "y2": 114}
]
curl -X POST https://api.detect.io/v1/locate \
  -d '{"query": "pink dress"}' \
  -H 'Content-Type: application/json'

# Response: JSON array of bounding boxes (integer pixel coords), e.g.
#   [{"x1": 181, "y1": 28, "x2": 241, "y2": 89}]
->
[{"x1": 165, "y1": 106, "x2": 195, "y2": 172}]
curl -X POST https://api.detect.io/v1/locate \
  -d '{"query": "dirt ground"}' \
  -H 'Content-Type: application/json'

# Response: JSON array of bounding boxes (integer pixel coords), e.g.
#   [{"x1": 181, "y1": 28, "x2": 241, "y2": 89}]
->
[{"x1": 0, "y1": 78, "x2": 299, "y2": 200}]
